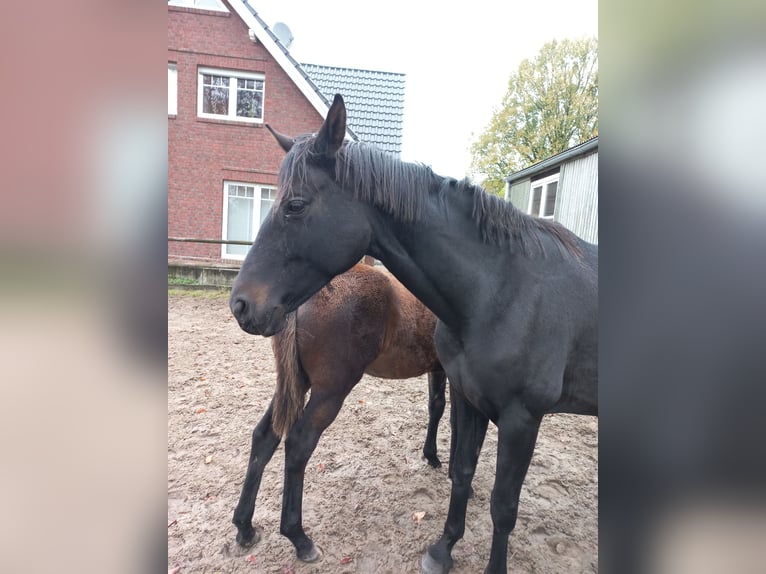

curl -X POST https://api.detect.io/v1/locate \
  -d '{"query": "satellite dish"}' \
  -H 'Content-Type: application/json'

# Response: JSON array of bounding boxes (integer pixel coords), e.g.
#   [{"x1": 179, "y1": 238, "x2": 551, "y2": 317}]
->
[{"x1": 272, "y1": 22, "x2": 294, "y2": 49}]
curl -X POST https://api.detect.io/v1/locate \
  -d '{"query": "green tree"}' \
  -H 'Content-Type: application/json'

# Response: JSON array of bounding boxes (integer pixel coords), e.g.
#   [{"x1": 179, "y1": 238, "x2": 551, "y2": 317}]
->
[{"x1": 471, "y1": 37, "x2": 598, "y2": 196}]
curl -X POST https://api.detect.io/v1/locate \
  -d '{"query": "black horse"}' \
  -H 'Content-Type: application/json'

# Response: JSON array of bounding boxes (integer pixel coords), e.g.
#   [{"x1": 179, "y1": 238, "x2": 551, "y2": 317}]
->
[{"x1": 230, "y1": 94, "x2": 598, "y2": 574}]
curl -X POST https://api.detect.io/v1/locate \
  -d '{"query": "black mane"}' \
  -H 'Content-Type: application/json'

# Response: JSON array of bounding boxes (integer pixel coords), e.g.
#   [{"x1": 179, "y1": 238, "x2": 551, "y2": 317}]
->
[{"x1": 278, "y1": 137, "x2": 581, "y2": 258}]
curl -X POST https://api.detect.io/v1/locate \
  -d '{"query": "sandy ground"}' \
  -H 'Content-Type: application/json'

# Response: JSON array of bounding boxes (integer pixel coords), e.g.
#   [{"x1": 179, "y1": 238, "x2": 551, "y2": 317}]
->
[{"x1": 168, "y1": 291, "x2": 598, "y2": 573}]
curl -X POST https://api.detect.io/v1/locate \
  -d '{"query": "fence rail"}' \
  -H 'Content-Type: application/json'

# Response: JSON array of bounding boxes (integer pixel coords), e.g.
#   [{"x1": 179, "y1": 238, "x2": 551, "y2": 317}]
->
[{"x1": 168, "y1": 237, "x2": 253, "y2": 246}]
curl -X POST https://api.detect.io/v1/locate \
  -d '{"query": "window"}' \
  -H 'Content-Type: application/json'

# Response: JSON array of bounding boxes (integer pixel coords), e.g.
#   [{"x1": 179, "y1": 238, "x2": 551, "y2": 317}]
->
[
  {"x1": 168, "y1": 63, "x2": 177, "y2": 115},
  {"x1": 527, "y1": 173, "x2": 559, "y2": 219},
  {"x1": 168, "y1": 0, "x2": 229, "y2": 12},
  {"x1": 259, "y1": 187, "x2": 277, "y2": 226},
  {"x1": 222, "y1": 182, "x2": 276, "y2": 259},
  {"x1": 198, "y1": 68, "x2": 265, "y2": 123}
]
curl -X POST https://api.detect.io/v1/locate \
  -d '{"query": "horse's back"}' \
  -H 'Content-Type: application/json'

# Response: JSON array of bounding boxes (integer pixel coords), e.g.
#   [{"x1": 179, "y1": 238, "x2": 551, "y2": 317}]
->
[
  {"x1": 446, "y1": 238, "x2": 597, "y2": 419},
  {"x1": 291, "y1": 263, "x2": 439, "y2": 380},
  {"x1": 293, "y1": 264, "x2": 393, "y2": 379},
  {"x1": 559, "y1": 240, "x2": 598, "y2": 414},
  {"x1": 528, "y1": 239, "x2": 598, "y2": 415},
  {"x1": 364, "y1": 266, "x2": 440, "y2": 378}
]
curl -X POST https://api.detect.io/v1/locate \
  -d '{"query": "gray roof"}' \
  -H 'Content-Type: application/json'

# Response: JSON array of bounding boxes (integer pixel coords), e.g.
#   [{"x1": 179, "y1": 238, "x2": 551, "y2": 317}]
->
[
  {"x1": 505, "y1": 137, "x2": 598, "y2": 185},
  {"x1": 301, "y1": 63, "x2": 405, "y2": 155}
]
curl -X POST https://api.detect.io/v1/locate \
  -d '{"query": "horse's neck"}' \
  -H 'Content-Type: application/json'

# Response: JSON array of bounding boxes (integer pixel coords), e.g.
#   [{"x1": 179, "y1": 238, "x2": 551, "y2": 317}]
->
[{"x1": 367, "y1": 187, "x2": 501, "y2": 330}]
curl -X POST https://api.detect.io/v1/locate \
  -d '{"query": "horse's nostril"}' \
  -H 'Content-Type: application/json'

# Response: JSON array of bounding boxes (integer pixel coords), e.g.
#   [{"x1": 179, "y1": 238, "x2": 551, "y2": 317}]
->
[{"x1": 231, "y1": 297, "x2": 247, "y2": 320}]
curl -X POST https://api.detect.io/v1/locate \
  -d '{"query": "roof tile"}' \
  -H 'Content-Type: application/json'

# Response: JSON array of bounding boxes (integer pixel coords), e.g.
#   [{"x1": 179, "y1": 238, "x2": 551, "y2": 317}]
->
[{"x1": 301, "y1": 63, "x2": 405, "y2": 155}]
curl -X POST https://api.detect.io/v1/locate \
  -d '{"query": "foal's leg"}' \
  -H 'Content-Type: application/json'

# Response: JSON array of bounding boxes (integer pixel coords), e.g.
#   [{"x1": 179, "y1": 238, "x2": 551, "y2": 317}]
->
[
  {"x1": 423, "y1": 370, "x2": 447, "y2": 467},
  {"x1": 484, "y1": 404, "x2": 542, "y2": 574},
  {"x1": 280, "y1": 389, "x2": 349, "y2": 562},
  {"x1": 422, "y1": 389, "x2": 488, "y2": 574},
  {"x1": 232, "y1": 400, "x2": 282, "y2": 547}
]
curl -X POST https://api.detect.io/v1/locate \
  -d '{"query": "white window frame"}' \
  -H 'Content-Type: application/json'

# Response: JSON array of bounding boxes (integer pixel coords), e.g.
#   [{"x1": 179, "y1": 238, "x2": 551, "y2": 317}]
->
[
  {"x1": 168, "y1": 63, "x2": 177, "y2": 116},
  {"x1": 197, "y1": 67, "x2": 265, "y2": 124},
  {"x1": 527, "y1": 172, "x2": 560, "y2": 220},
  {"x1": 168, "y1": 0, "x2": 229, "y2": 12},
  {"x1": 221, "y1": 181, "x2": 277, "y2": 260}
]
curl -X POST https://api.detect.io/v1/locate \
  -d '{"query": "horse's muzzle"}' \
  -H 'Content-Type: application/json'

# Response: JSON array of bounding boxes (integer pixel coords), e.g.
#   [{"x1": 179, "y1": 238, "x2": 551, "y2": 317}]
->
[{"x1": 229, "y1": 295, "x2": 287, "y2": 337}]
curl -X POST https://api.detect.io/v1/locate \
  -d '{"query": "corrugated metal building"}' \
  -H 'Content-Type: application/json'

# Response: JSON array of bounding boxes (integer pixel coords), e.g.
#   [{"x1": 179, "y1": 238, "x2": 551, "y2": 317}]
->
[{"x1": 505, "y1": 137, "x2": 598, "y2": 244}]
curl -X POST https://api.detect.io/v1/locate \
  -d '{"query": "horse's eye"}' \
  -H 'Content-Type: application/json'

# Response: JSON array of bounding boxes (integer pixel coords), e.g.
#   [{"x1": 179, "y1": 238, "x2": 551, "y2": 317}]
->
[{"x1": 285, "y1": 199, "x2": 306, "y2": 217}]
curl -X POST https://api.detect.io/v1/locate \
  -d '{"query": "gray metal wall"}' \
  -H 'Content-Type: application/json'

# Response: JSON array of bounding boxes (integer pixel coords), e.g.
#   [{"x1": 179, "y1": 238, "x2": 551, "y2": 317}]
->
[
  {"x1": 556, "y1": 151, "x2": 598, "y2": 244},
  {"x1": 504, "y1": 149, "x2": 598, "y2": 244},
  {"x1": 506, "y1": 179, "x2": 531, "y2": 210}
]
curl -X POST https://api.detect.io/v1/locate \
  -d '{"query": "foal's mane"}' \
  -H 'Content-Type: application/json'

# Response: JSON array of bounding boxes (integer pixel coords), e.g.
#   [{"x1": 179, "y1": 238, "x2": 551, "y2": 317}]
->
[{"x1": 278, "y1": 136, "x2": 582, "y2": 258}]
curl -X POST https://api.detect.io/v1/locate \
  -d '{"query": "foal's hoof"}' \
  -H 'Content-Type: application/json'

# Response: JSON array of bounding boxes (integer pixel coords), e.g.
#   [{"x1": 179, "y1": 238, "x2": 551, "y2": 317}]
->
[
  {"x1": 421, "y1": 551, "x2": 451, "y2": 574},
  {"x1": 297, "y1": 543, "x2": 322, "y2": 563},
  {"x1": 425, "y1": 456, "x2": 442, "y2": 468},
  {"x1": 235, "y1": 527, "x2": 260, "y2": 548}
]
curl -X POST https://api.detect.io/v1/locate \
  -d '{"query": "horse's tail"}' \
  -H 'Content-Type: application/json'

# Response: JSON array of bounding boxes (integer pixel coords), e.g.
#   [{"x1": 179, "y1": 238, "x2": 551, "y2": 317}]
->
[{"x1": 271, "y1": 311, "x2": 308, "y2": 437}]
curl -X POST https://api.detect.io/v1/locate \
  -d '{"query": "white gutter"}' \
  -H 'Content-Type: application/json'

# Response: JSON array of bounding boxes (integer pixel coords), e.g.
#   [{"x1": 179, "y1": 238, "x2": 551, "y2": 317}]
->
[{"x1": 228, "y1": 0, "x2": 356, "y2": 140}]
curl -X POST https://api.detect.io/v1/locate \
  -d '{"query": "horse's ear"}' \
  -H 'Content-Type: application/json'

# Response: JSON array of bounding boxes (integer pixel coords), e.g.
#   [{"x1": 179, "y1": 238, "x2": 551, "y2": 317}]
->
[
  {"x1": 314, "y1": 94, "x2": 346, "y2": 158},
  {"x1": 265, "y1": 124, "x2": 294, "y2": 153}
]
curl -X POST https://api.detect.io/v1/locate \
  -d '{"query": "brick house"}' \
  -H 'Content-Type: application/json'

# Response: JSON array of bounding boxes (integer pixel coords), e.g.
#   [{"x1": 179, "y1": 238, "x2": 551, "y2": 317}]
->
[{"x1": 168, "y1": 0, "x2": 404, "y2": 263}]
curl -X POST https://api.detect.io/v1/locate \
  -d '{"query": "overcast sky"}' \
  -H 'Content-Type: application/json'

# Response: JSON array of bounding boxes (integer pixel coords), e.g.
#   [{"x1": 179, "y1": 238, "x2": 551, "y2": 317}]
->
[{"x1": 251, "y1": 0, "x2": 597, "y2": 179}]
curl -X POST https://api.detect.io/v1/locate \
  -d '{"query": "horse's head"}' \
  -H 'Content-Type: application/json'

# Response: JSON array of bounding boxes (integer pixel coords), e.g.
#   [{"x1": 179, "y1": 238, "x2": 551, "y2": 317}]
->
[{"x1": 230, "y1": 94, "x2": 372, "y2": 336}]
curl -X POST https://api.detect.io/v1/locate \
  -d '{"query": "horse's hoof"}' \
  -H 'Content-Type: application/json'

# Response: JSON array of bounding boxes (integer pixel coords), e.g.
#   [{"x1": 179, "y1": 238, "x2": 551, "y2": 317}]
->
[
  {"x1": 421, "y1": 551, "x2": 450, "y2": 574},
  {"x1": 425, "y1": 456, "x2": 442, "y2": 468},
  {"x1": 297, "y1": 543, "x2": 322, "y2": 563},
  {"x1": 235, "y1": 527, "x2": 260, "y2": 548}
]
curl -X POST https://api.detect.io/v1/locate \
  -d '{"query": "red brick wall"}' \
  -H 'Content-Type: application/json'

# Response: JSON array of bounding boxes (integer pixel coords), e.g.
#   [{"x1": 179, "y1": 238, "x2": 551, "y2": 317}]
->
[{"x1": 168, "y1": 3, "x2": 324, "y2": 261}]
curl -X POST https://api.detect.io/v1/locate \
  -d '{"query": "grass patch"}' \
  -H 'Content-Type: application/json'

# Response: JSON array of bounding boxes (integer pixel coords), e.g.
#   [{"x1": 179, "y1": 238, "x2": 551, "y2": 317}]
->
[{"x1": 168, "y1": 275, "x2": 200, "y2": 286}]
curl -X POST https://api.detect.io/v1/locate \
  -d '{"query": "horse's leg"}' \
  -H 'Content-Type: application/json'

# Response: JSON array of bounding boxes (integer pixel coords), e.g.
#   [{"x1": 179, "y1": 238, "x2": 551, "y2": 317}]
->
[
  {"x1": 484, "y1": 404, "x2": 542, "y2": 573},
  {"x1": 446, "y1": 382, "x2": 480, "y2": 498},
  {"x1": 423, "y1": 370, "x2": 447, "y2": 467},
  {"x1": 422, "y1": 388, "x2": 488, "y2": 574},
  {"x1": 280, "y1": 389, "x2": 348, "y2": 562},
  {"x1": 232, "y1": 400, "x2": 282, "y2": 547},
  {"x1": 447, "y1": 384, "x2": 457, "y2": 483}
]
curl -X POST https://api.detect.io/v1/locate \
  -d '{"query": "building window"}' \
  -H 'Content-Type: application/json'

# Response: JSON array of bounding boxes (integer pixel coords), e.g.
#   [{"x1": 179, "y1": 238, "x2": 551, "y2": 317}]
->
[
  {"x1": 528, "y1": 173, "x2": 559, "y2": 219},
  {"x1": 168, "y1": 0, "x2": 229, "y2": 12},
  {"x1": 168, "y1": 63, "x2": 177, "y2": 115},
  {"x1": 222, "y1": 182, "x2": 276, "y2": 259},
  {"x1": 198, "y1": 68, "x2": 264, "y2": 123}
]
